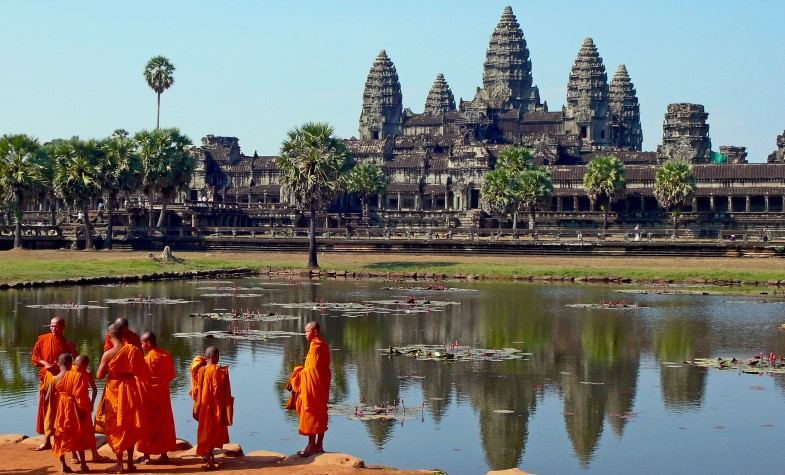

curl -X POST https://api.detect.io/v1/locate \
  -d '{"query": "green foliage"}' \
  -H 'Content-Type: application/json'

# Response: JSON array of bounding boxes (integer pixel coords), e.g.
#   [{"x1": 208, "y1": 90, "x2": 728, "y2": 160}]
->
[
  {"x1": 496, "y1": 146, "x2": 534, "y2": 173},
  {"x1": 583, "y1": 155, "x2": 625, "y2": 201},
  {"x1": 143, "y1": 56, "x2": 175, "y2": 94},
  {"x1": 518, "y1": 167, "x2": 553, "y2": 210},
  {"x1": 134, "y1": 128, "x2": 194, "y2": 199},
  {"x1": 52, "y1": 138, "x2": 103, "y2": 206},
  {"x1": 653, "y1": 160, "x2": 697, "y2": 212},
  {"x1": 345, "y1": 162, "x2": 386, "y2": 219},
  {"x1": 481, "y1": 167, "x2": 517, "y2": 215},
  {"x1": 0, "y1": 134, "x2": 43, "y2": 209},
  {"x1": 100, "y1": 131, "x2": 142, "y2": 200}
]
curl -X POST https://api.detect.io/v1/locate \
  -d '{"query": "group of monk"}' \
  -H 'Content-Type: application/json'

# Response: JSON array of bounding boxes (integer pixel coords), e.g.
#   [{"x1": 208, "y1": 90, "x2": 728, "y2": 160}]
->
[{"x1": 31, "y1": 316, "x2": 332, "y2": 473}]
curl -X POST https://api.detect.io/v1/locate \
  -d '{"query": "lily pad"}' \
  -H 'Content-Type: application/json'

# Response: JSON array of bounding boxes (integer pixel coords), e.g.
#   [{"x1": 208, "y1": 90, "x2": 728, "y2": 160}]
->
[
  {"x1": 382, "y1": 344, "x2": 529, "y2": 362},
  {"x1": 171, "y1": 330, "x2": 301, "y2": 341},
  {"x1": 566, "y1": 303, "x2": 645, "y2": 310},
  {"x1": 189, "y1": 312, "x2": 298, "y2": 322},
  {"x1": 104, "y1": 297, "x2": 193, "y2": 305},
  {"x1": 26, "y1": 303, "x2": 108, "y2": 310}
]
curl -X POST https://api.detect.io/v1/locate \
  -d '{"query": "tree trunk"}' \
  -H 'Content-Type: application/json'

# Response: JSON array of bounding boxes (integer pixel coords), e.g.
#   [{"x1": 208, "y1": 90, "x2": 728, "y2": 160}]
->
[
  {"x1": 148, "y1": 194, "x2": 154, "y2": 229},
  {"x1": 512, "y1": 210, "x2": 517, "y2": 232},
  {"x1": 603, "y1": 198, "x2": 609, "y2": 234},
  {"x1": 529, "y1": 205, "x2": 536, "y2": 231},
  {"x1": 83, "y1": 203, "x2": 94, "y2": 250},
  {"x1": 105, "y1": 193, "x2": 115, "y2": 250},
  {"x1": 672, "y1": 212, "x2": 678, "y2": 239},
  {"x1": 308, "y1": 207, "x2": 318, "y2": 269},
  {"x1": 156, "y1": 93, "x2": 161, "y2": 129},
  {"x1": 156, "y1": 199, "x2": 167, "y2": 228},
  {"x1": 49, "y1": 195, "x2": 57, "y2": 226},
  {"x1": 13, "y1": 189, "x2": 23, "y2": 249},
  {"x1": 361, "y1": 197, "x2": 370, "y2": 227}
]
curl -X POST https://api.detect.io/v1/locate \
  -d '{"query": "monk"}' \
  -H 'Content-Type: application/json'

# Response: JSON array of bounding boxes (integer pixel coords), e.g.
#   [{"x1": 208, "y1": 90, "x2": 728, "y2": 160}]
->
[
  {"x1": 72, "y1": 355, "x2": 110, "y2": 464},
  {"x1": 47, "y1": 353, "x2": 89, "y2": 473},
  {"x1": 102, "y1": 317, "x2": 142, "y2": 352},
  {"x1": 136, "y1": 331, "x2": 176, "y2": 464},
  {"x1": 95, "y1": 324, "x2": 150, "y2": 473},
  {"x1": 288, "y1": 321, "x2": 331, "y2": 457},
  {"x1": 193, "y1": 347, "x2": 233, "y2": 470},
  {"x1": 32, "y1": 316, "x2": 77, "y2": 450}
]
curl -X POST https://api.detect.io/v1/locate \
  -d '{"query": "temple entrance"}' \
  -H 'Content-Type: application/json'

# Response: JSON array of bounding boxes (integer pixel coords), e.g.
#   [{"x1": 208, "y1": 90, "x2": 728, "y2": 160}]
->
[{"x1": 470, "y1": 189, "x2": 480, "y2": 209}]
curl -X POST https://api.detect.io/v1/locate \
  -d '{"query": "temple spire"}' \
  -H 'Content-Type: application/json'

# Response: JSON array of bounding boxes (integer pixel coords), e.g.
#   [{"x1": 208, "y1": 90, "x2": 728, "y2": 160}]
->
[
  {"x1": 359, "y1": 49, "x2": 403, "y2": 140},
  {"x1": 424, "y1": 73, "x2": 456, "y2": 115},
  {"x1": 609, "y1": 64, "x2": 643, "y2": 150},
  {"x1": 564, "y1": 37, "x2": 610, "y2": 145}
]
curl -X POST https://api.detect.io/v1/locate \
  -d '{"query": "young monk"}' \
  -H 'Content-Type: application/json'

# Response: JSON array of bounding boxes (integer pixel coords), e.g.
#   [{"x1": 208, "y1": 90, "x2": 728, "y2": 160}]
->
[
  {"x1": 288, "y1": 321, "x2": 331, "y2": 456},
  {"x1": 95, "y1": 324, "x2": 150, "y2": 473},
  {"x1": 47, "y1": 353, "x2": 89, "y2": 473},
  {"x1": 136, "y1": 331, "x2": 176, "y2": 464},
  {"x1": 193, "y1": 346, "x2": 233, "y2": 470},
  {"x1": 71, "y1": 355, "x2": 110, "y2": 464},
  {"x1": 102, "y1": 318, "x2": 142, "y2": 352},
  {"x1": 32, "y1": 316, "x2": 77, "y2": 450}
]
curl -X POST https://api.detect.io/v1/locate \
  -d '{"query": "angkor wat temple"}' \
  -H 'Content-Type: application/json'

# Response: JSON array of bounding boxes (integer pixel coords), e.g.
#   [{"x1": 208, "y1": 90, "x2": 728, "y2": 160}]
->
[{"x1": 189, "y1": 6, "x2": 785, "y2": 233}]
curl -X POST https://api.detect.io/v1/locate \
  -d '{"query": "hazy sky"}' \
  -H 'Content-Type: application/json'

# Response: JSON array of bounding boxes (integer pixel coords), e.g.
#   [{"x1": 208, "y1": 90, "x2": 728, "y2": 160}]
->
[{"x1": 2, "y1": 1, "x2": 783, "y2": 161}]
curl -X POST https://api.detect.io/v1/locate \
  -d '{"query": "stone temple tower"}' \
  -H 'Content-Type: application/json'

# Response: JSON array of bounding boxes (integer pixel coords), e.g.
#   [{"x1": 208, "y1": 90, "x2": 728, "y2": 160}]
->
[
  {"x1": 479, "y1": 5, "x2": 542, "y2": 111},
  {"x1": 359, "y1": 50, "x2": 403, "y2": 140},
  {"x1": 657, "y1": 103, "x2": 712, "y2": 162},
  {"x1": 608, "y1": 64, "x2": 643, "y2": 150},
  {"x1": 563, "y1": 38, "x2": 610, "y2": 146},
  {"x1": 424, "y1": 74, "x2": 456, "y2": 116}
]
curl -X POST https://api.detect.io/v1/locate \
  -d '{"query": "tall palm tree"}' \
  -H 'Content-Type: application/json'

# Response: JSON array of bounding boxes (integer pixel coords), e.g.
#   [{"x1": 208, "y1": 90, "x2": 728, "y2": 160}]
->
[
  {"x1": 653, "y1": 160, "x2": 696, "y2": 237},
  {"x1": 0, "y1": 134, "x2": 43, "y2": 249},
  {"x1": 496, "y1": 146, "x2": 534, "y2": 173},
  {"x1": 34, "y1": 143, "x2": 60, "y2": 226},
  {"x1": 344, "y1": 163, "x2": 386, "y2": 225},
  {"x1": 143, "y1": 56, "x2": 175, "y2": 129},
  {"x1": 517, "y1": 167, "x2": 553, "y2": 231},
  {"x1": 135, "y1": 128, "x2": 193, "y2": 230},
  {"x1": 583, "y1": 155, "x2": 625, "y2": 234},
  {"x1": 53, "y1": 139, "x2": 103, "y2": 250},
  {"x1": 100, "y1": 131, "x2": 142, "y2": 249},
  {"x1": 277, "y1": 122, "x2": 352, "y2": 268},
  {"x1": 481, "y1": 167, "x2": 517, "y2": 230}
]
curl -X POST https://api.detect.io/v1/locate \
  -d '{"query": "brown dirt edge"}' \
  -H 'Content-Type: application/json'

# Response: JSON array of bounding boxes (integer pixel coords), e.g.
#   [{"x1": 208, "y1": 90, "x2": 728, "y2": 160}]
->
[{"x1": 0, "y1": 434, "x2": 439, "y2": 475}]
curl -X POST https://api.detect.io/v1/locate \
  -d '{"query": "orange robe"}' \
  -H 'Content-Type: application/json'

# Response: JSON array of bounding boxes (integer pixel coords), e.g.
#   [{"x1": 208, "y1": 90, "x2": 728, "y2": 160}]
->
[
  {"x1": 51, "y1": 370, "x2": 90, "y2": 457},
  {"x1": 136, "y1": 347, "x2": 176, "y2": 455},
  {"x1": 102, "y1": 330, "x2": 142, "y2": 352},
  {"x1": 193, "y1": 364, "x2": 233, "y2": 456},
  {"x1": 290, "y1": 336, "x2": 331, "y2": 435},
  {"x1": 95, "y1": 344, "x2": 150, "y2": 453},
  {"x1": 189, "y1": 355, "x2": 206, "y2": 400},
  {"x1": 73, "y1": 368, "x2": 97, "y2": 451},
  {"x1": 31, "y1": 333, "x2": 77, "y2": 434}
]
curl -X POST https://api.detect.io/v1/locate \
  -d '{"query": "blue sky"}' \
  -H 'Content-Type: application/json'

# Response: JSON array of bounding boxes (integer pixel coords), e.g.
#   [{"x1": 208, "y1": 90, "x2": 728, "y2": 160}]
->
[{"x1": 1, "y1": 1, "x2": 783, "y2": 161}]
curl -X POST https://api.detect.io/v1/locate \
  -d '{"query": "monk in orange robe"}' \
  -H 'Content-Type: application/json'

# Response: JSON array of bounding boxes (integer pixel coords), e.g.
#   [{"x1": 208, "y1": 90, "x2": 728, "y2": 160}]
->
[
  {"x1": 32, "y1": 316, "x2": 77, "y2": 450},
  {"x1": 95, "y1": 324, "x2": 151, "y2": 473},
  {"x1": 136, "y1": 331, "x2": 176, "y2": 464},
  {"x1": 72, "y1": 355, "x2": 110, "y2": 463},
  {"x1": 47, "y1": 353, "x2": 89, "y2": 473},
  {"x1": 288, "y1": 321, "x2": 331, "y2": 456},
  {"x1": 193, "y1": 346, "x2": 233, "y2": 470},
  {"x1": 102, "y1": 317, "x2": 142, "y2": 352}
]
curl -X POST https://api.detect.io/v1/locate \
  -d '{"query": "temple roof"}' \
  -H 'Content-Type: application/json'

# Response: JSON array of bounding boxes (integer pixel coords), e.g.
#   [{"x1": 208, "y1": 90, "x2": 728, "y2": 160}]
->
[
  {"x1": 424, "y1": 73, "x2": 456, "y2": 115},
  {"x1": 566, "y1": 37, "x2": 608, "y2": 119}
]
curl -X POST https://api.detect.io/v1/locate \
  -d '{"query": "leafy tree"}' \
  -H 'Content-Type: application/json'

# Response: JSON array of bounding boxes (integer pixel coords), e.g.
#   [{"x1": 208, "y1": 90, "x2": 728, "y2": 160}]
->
[
  {"x1": 653, "y1": 160, "x2": 696, "y2": 237},
  {"x1": 0, "y1": 134, "x2": 43, "y2": 249},
  {"x1": 143, "y1": 56, "x2": 175, "y2": 129},
  {"x1": 344, "y1": 163, "x2": 386, "y2": 224},
  {"x1": 481, "y1": 167, "x2": 517, "y2": 229},
  {"x1": 100, "y1": 131, "x2": 142, "y2": 249},
  {"x1": 583, "y1": 155, "x2": 625, "y2": 234},
  {"x1": 33, "y1": 143, "x2": 60, "y2": 226},
  {"x1": 518, "y1": 167, "x2": 553, "y2": 231},
  {"x1": 135, "y1": 128, "x2": 193, "y2": 229},
  {"x1": 496, "y1": 146, "x2": 534, "y2": 172},
  {"x1": 277, "y1": 122, "x2": 352, "y2": 268},
  {"x1": 53, "y1": 138, "x2": 103, "y2": 250}
]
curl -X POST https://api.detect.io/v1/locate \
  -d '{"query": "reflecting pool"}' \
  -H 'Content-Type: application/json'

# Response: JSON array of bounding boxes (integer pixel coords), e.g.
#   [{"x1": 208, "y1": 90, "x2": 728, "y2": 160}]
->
[{"x1": 1, "y1": 278, "x2": 784, "y2": 474}]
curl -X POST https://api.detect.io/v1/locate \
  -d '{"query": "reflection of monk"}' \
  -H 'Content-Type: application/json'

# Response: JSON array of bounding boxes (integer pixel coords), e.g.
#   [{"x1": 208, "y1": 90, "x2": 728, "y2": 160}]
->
[
  {"x1": 288, "y1": 321, "x2": 331, "y2": 457},
  {"x1": 102, "y1": 317, "x2": 142, "y2": 352},
  {"x1": 136, "y1": 331, "x2": 176, "y2": 464},
  {"x1": 48, "y1": 353, "x2": 89, "y2": 473},
  {"x1": 31, "y1": 316, "x2": 77, "y2": 450},
  {"x1": 96, "y1": 324, "x2": 150, "y2": 473},
  {"x1": 193, "y1": 346, "x2": 233, "y2": 470}
]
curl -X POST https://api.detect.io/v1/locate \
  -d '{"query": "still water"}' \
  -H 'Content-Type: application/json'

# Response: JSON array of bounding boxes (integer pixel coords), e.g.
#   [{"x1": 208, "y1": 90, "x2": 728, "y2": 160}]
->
[{"x1": 1, "y1": 278, "x2": 785, "y2": 474}]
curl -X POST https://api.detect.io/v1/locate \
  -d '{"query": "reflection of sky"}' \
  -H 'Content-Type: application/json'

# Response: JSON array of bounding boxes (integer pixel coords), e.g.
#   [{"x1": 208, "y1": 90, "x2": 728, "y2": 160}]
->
[{"x1": 2, "y1": 280, "x2": 785, "y2": 474}]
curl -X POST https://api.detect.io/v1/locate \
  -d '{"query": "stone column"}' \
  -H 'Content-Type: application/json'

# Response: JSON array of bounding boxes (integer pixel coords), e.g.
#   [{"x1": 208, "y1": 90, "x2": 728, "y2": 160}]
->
[
  {"x1": 444, "y1": 192, "x2": 448, "y2": 210},
  {"x1": 745, "y1": 195, "x2": 751, "y2": 212},
  {"x1": 765, "y1": 194, "x2": 769, "y2": 213},
  {"x1": 377, "y1": 194, "x2": 382, "y2": 210},
  {"x1": 590, "y1": 197, "x2": 596, "y2": 212},
  {"x1": 415, "y1": 194, "x2": 421, "y2": 210},
  {"x1": 692, "y1": 197, "x2": 697, "y2": 213},
  {"x1": 573, "y1": 195, "x2": 579, "y2": 212},
  {"x1": 556, "y1": 196, "x2": 563, "y2": 212},
  {"x1": 727, "y1": 196, "x2": 733, "y2": 213},
  {"x1": 709, "y1": 195, "x2": 715, "y2": 212},
  {"x1": 640, "y1": 196, "x2": 646, "y2": 212},
  {"x1": 397, "y1": 193, "x2": 401, "y2": 210}
]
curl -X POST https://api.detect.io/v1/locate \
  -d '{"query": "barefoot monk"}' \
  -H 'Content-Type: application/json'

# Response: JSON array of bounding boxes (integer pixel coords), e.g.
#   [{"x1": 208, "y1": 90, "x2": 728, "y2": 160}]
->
[
  {"x1": 48, "y1": 353, "x2": 89, "y2": 474},
  {"x1": 193, "y1": 346, "x2": 233, "y2": 470},
  {"x1": 136, "y1": 331, "x2": 177, "y2": 464},
  {"x1": 102, "y1": 317, "x2": 142, "y2": 352}
]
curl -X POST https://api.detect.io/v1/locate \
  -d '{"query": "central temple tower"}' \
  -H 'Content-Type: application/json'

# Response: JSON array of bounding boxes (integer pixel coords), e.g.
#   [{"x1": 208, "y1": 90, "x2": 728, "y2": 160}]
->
[{"x1": 358, "y1": 50, "x2": 403, "y2": 140}]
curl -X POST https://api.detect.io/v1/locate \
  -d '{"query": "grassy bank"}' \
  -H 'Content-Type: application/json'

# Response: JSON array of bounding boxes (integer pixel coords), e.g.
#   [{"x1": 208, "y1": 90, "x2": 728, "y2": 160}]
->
[{"x1": 0, "y1": 249, "x2": 783, "y2": 285}]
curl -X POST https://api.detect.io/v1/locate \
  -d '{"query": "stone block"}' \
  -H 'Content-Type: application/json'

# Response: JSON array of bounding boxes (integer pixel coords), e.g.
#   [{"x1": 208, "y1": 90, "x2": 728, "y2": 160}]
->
[
  {"x1": 487, "y1": 469, "x2": 532, "y2": 475},
  {"x1": 221, "y1": 443, "x2": 244, "y2": 456},
  {"x1": 20, "y1": 435, "x2": 46, "y2": 447},
  {"x1": 174, "y1": 438, "x2": 192, "y2": 450},
  {"x1": 282, "y1": 452, "x2": 364, "y2": 468},
  {"x1": 245, "y1": 450, "x2": 286, "y2": 463},
  {"x1": 0, "y1": 434, "x2": 27, "y2": 444}
]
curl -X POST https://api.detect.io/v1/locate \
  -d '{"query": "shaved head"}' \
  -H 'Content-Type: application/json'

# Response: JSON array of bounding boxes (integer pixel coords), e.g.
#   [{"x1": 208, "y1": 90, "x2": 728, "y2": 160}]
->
[
  {"x1": 58, "y1": 352, "x2": 73, "y2": 366},
  {"x1": 305, "y1": 321, "x2": 320, "y2": 333},
  {"x1": 51, "y1": 316, "x2": 65, "y2": 327},
  {"x1": 205, "y1": 346, "x2": 219, "y2": 363},
  {"x1": 141, "y1": 331, "x2": 157, "y2": 346},
  {"x1": 75, "y1": 355, "x2": 89, "y2": 367},
  {"x1": 107, "y1": 323, "x2": 122, "y2": 340},
  {"x1": 114, "y1": 317, "x2": 129, "y2": 329}
]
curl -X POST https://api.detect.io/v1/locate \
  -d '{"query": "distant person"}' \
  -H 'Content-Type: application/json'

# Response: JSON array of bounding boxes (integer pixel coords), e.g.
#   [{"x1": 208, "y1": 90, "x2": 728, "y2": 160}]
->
[
  {"x1": 95, "y1": 324, "x2": 150, "y2": 474},
  {"x1": 287, "y1": 321, "x2": 331, "y2": 457},
  {"x1": 47, "y1": 353, "x2": 89, "y2": 474},
  {"x1": 31, "y1": 316, "x2": 77, "y2": 451},
  {"x1": 192, "y1": 346, "x2": 233, "y2": 470},
  {"x1": 102, "y1": 317, "x2": 142, "y2": 351},
  {"x1": 72, "y1": 355, "x2": 110, "y2": 463},
  {"x1": 76, "y1": 211, "x2": 84, "y2": 224},
  {"x1": 137, "y1": 332, "x2": 177, "y2": 464}
]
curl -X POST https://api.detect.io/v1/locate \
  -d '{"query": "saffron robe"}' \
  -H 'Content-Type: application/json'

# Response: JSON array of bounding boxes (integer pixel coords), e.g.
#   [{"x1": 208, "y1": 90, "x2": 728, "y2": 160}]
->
[
  {"x1": 102, "y1": 329, "x2": 142, "y2": 352},
  {"x1": 193, "y1": 364, "x2": 232, "y2": 456},
  {"x1": 73, "y1": 367, "x2": 98, "y2": 450},
  {"x1": 51, "y1": 370, "x2": 90, "y2": 457},
  {"x1": 189, "y1": 355, "x2": 207, "y2": 400},
  {"x1": 136, "y1": 347, "x2": 176, "y2": 455},
  {"x1": 31, "y1": 333, "x2": 77, "y2": 434},
  {"x1": 290, "y1": 336, "x2": 331, "y2": 435},
  {"x1": 94, "y1": 344, "x2": 150, "y2": 453}
]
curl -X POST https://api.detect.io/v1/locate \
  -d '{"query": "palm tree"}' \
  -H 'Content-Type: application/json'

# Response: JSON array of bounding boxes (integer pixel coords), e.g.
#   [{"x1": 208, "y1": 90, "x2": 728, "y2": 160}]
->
[
  {"x1": 0, "y1": 134, "x2": 43, "y2": 249},
  {"x1": 583, "y1": 155, "x2": 625, "y2": 234},
  {"x1": 481, "y1": 167, "x2": 517, "y2": 230},
  {"x1": 143, "y1": 56, "x2": 175, "y2": 129},
  {"x1": 277, "y1": 122, "x2": 352, "y2": 268},
  {"x1": 100, "y1": 131, "x2": 142, "y2": 249},
  {"x1": 344, "y1": 163, "x2": 386, "y2": 224},
  {"x1": 135, "y1": 128, "x2": 193, "y2": 230},
  {"x1": 653, "y1": 160, "x2": 696, "y2": 238},
  {"x1": 517, "y1": 167, "x2": 553, "y2": 231},
  {"x1": 496, "y1": 146, "x2": 534, "y2": 172},
  {"x1": 53, "y1": 139, "x2": 103, "y2": 250},
  {"x1": 34, "y1": 143, "x2": 60, "y2": 226}
]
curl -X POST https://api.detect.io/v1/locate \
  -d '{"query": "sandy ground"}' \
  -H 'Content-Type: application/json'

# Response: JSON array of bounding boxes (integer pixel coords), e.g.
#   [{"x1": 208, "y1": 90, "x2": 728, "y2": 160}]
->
[{"x1": 0, "y1": 434, "x2": 438, "y2": 475}]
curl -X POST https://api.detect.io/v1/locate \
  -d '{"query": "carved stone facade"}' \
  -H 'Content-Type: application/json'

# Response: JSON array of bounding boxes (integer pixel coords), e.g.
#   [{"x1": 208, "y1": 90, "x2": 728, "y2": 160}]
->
[
  {"x1": 563, "y1": 38, "x2": 610, "y2": 147},
  {"x1": 768, "y1": 130, "x2": 785, "y2": 163},
  {"x1": 424, "y1": 74, "x2": 456, "y2": 116},
  {"x1": 657, "y1": 103, "x2": 712, "y2": 163},
  {"x1": 608, "y1": 65, "x2": 643, "y2": 150},
  {"x1": 358, "y1": 50, "x2": 403, "y2": 140}
]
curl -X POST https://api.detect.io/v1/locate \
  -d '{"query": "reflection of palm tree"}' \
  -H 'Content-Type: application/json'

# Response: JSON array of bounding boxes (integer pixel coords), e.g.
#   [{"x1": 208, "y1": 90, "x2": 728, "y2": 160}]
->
[{"x1": 655, "y1": 319, "x2": 709, "y2": 409}]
